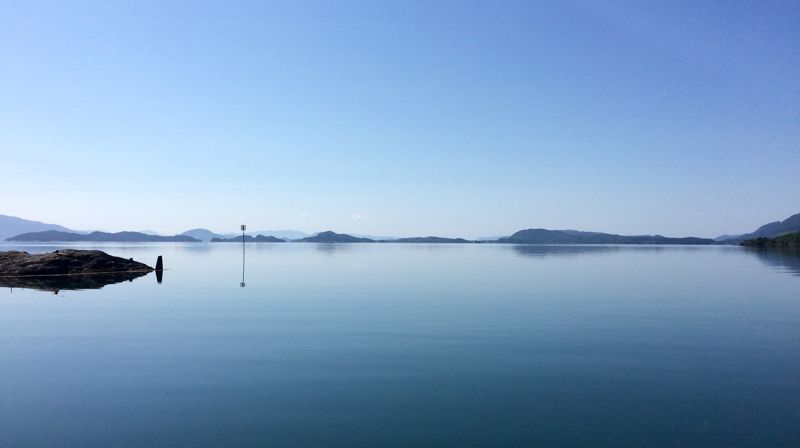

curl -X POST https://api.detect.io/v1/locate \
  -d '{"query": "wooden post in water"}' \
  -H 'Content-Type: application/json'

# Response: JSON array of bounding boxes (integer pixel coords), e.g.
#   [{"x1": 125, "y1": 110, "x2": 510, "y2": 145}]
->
[{"x1": 155, "y1": 255, "x2": 164, "y2": 284}]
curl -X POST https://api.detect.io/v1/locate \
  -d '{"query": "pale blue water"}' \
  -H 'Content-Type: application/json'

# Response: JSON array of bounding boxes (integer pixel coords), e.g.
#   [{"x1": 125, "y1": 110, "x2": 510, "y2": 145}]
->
[{"x1": 0, "y1": 243, "x2": 798, "y2": 447}]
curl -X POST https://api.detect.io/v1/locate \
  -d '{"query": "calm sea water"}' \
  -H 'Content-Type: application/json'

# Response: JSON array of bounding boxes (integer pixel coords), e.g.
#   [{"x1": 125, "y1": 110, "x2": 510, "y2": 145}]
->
[{"x1": 1, "y1": 243, "x2": 798, "y2": 447}]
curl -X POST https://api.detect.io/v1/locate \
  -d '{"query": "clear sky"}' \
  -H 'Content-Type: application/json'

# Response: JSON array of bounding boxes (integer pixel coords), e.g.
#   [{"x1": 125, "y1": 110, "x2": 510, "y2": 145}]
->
[{"x1": 1, "y1": 1, "x2": 798, "y2": 238}]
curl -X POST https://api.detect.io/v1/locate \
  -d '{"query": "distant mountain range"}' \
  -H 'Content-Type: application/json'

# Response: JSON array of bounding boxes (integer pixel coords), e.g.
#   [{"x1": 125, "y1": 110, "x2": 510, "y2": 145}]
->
[
  {"x1": 0, "y1": 215, "x2": 75, "y2": 242},
  {"x1": 717, "y1": 212, "x2": 800, "y2": 243},
  {"x1": 3, "y1": 212, "x2": 800, "y2": 245},
  {"x1": 741, "y1": 231, "x2": 800, "y2": 248},
  {"x1": 391, "y1": 236, "x2": 473, "y2": 243},
  {"x1": 498, "y1": 229, "x2": 714, "y2": 245},
  {"x1": 180, "y1": 228, "x2": 308, "y2": 242},
  {"x1": 7, "y1": 230, "x2": 199, "y2": 242},
  {"x1": 297, "y1": 231, "x2": 375, "y2": 243},
  {"x1": 180, "y1": 228, "x2": 222, "y2": 242},
  {"x1": 211, "y1": 235, "x2": 285, "y2": 243},
  {"x1": 249, "y1": 230, "x2": 309, "y2": 240}
]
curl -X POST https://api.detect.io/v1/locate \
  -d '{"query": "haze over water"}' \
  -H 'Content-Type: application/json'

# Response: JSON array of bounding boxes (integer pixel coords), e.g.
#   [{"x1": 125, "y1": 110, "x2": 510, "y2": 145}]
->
[{"x1": 1, "y1": 243, "x2": 798, "y2": 447}]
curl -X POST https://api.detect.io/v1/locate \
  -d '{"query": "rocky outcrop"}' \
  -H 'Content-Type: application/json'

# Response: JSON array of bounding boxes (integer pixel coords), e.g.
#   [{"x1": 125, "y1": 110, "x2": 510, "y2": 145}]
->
[{"x1": 0, "y1": 249, "x2": 153, "y2": 276}]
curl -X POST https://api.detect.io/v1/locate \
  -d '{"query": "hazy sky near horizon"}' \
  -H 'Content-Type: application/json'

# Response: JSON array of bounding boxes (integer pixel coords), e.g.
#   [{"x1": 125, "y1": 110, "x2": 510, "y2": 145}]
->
[{"x1": 1, "y1": 1, "x2": 798, "y2": 238}]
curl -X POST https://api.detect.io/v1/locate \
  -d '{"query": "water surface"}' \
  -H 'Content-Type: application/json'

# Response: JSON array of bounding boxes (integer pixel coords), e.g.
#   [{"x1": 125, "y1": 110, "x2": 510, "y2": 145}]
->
[{"x1": 1, "y1": 243, "x2": 798, "y2": 447}]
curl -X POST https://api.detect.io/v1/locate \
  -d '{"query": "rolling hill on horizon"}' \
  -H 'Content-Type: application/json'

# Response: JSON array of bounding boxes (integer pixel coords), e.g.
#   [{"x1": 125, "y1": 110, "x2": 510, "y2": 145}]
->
[
  {"x1": 496, "y1": 229, "x2": 715, "y2": 245},
  {"x1": 7, "y1": 230, "x2": 199, "y2": 243},
  {"x1": 180, "y1": 228, "x2": 224, "y2": 242},
  {"x1": 297, "y1": 231, "x2": 375, "y2": 243},
  {"x1": 741, "y1": 231, "x2": 800, "y2": 248},
  {"x1": 211, "y1": 235, "x2": 286, "y2": 243},
  {"x1": 390, "y1": 236, "x2": 473, "y2": 243},
  {"x1": 718, "y1": 212, "x2": 800, "y2": 242},
  {"x1": 3, "y1": 212, "x2": 799, "y2": 245},
  {"x1": 180, "y1": 228, "x2": 309, "y2": 242},
  {"x1": 0, "y1": 215, "x2": 76, "y2": 242}
]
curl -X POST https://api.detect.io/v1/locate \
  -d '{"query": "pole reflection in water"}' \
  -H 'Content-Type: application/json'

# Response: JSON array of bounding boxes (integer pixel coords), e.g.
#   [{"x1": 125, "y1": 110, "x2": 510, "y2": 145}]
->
[
  {"x1": 240, "y1": 250, "x2": 246, "y2": 288},
  {"x1": 240, "y1": 224, "x2": 246, "y2": 287}
]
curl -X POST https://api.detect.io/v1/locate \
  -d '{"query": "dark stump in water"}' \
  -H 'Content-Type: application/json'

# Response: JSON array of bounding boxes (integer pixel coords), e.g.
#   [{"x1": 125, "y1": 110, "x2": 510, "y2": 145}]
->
[{"x1": 0, "y1": 249, "x2": 154, "y2": 277}]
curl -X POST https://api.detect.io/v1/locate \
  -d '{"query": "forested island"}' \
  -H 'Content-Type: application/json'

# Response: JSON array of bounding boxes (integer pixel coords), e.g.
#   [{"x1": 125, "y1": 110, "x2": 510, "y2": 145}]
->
[{"x1": 740, "y1": 232, "x2": 800, "y2": 248}]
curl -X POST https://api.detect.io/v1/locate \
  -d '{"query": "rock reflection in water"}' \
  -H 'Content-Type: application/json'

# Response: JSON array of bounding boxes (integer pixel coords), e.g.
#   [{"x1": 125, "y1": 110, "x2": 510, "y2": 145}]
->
[{"x1": 0, "y1": 270, "x2": 151, "y2": 294}]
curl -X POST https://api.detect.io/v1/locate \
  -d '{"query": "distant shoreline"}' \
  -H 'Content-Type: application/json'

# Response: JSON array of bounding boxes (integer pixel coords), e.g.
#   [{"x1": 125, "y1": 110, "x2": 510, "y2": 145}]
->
[
  {"x1": 5, "y1": 229, "x2": 717, "y2": 245},
  {"x1": 4, "y1": 211, "x2": 800, "y2": 246}
]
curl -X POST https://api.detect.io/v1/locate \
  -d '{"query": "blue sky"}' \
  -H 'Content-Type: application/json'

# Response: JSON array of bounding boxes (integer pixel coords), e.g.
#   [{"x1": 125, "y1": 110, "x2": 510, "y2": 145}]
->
[{"x1": 1, "y1": 1, "x2": 798, "y2": 238}]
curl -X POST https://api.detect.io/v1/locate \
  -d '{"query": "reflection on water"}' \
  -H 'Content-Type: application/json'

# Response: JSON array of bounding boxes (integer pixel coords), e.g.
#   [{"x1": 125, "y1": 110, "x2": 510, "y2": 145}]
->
[
  {"x1": 0, "y1": 270, "x2": 152, "y2": 294},
  {"x1": 241, "y1": 242, "x2": 246, "y2": 287},
  {"x1": 510, "y1": 244, "x2": 619, "y2": 258},
  {"x1": 312, "y1": 243, "x2": 355, "y2": 255},
  {"x1": 747, "y1": 247, "x2": 800, "y2": 275},
  {"x1": 0, "y1": 243, "x2": 798, "y2": 447},
  {"x1": 509, "y1": 244, "x2": 722, "y2": 259}
]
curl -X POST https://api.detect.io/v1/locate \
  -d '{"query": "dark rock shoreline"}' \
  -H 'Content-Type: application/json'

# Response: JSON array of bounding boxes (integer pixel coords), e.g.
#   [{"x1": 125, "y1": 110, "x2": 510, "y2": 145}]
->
[{"x1": 0, "y1": 249, "x2": 153, "y2": 277}]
